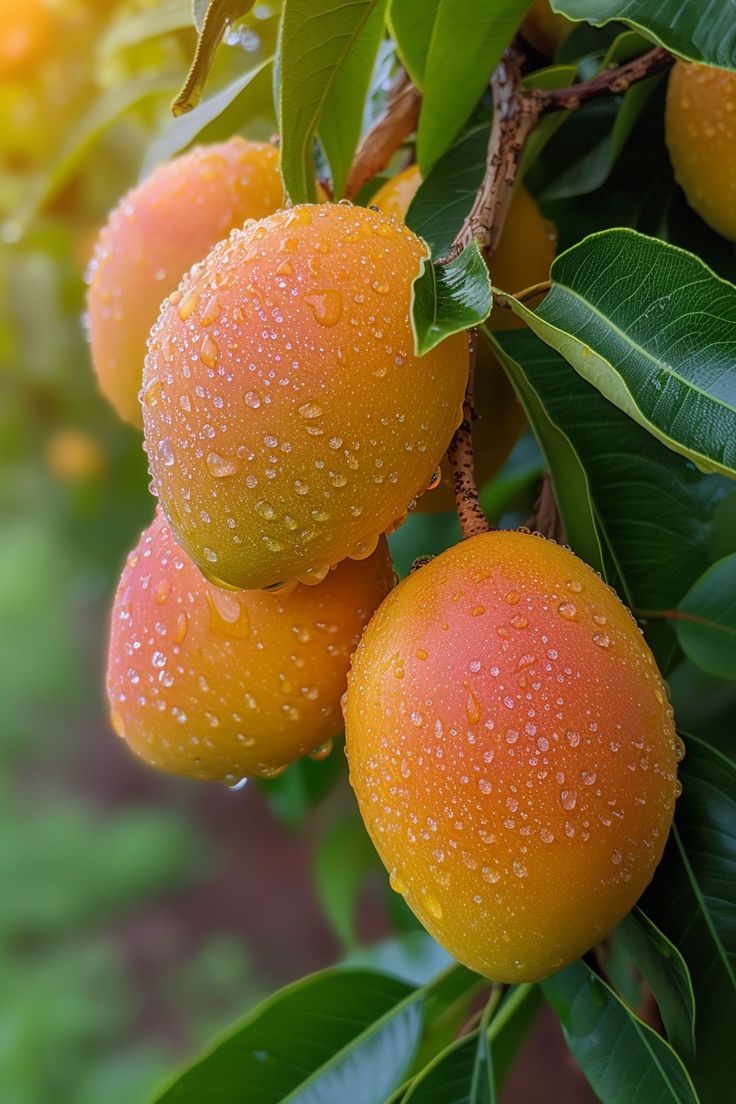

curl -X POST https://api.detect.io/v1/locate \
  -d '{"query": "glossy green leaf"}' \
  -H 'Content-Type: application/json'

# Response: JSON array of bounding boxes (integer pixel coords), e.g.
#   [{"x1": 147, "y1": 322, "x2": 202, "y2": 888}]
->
[
  {"x1": 673, "y1": 554, "x2": 736, "y2": 680},
  {"x1": 504, "y1": 230, "x2": 736, "y2": 479},
  {"x1": 278, "y1": 0, "x2": 384, "y2": 203},
  {"x1": 152, "y1": 968, "x2": 423, "y2": 1103},
  {"x1": 644, "y1": 735, "x2": 736, "y2": 1103},
  {"x1": 315, "y1": 815, "x2": 382, "y2": 948},
  {"x1": 400, "y1": 1028, "x2": 494, "y2": 1104},
  {"x1": 416, "y1": 0, "x2": 533, "y2": 170},
  {"x1": 553, "y1": 0, "x2": 736, "y2": 69},
  {"x1": 317, "y1": 0, "x2": 388, "y2": 198},
  {"x1": 411, "y1": 242, "x2": 491, "y2": 356},
  {"x1": 173, "y1": 1, "x2": 256, "y2": 115},
  {"x1": 490, "y1": 329, "x2": 730, "y2": 612},
  {"x1": 542, "y1": 960, "x2": 699, "y2": 1104},
  {"x1": 141, "y1": 57, "x2": 273, "y2": 177},
  {"x1": 387, "y1": 0, "x2": 440, "y2": 87},
  {"x1": 616, "y1": 908, "x2": 696, "y2": 1061}
]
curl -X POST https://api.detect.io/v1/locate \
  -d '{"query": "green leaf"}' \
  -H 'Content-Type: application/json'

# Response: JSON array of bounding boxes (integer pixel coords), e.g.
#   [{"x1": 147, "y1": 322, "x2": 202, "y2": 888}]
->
[
  {"x1": 315, "y1": 815, "x2": 382, "y2": 948},
  {"x1": 141, "y1": 57, "x2": 274, "y2": 177},
  {"x1": 416, "y1": 0, "x2": 533, "y2": 171},
  {"x1": 173, "y1": 0, "x2": 256, "y2": 115},
  {"x1": 400, "y1": 1028, "x2": 494, "y2": 1104},
  {"x1": 256, "y1": 745, "x2": 342, "y2": 828},
  {"x1": 644, "y1": 735, "x2": 736, "y2": 1103},
  {"x1": 98, "y1": 0, "x2": 193, "y2": 59},
  {"x1": 673, "y1": 554, "x2": 736, "y2": 680},
  {"x1": 152, "y1": 968, "x2": 423, "y2": 1103},
  {"x1": 542, "y1": 960, "x2": 699, "y2": 1104},
  {"x1": 490, "y1": 329, "x2": 730, "y2": 613},
  {"x1": 552, "y1": 0, "x2": 736, "y2": 69},
  {"x1": 387, "y1": 0, "x2": 440, "y2": 87},
  {"x1": 411, "y1": 242, "x2": 492, "y2": 356},
  {"x1": 616, "y1": 908, "x2": 696, "y2": 1061},
  {"x1": 502, "y1": 230, "x2": 736, "y2": 480},
  {"x1": 317, "y1": 0, "x2": 388, "y2": 198},
  {"x1": 278, "y1": 0, "x2": 384, "y2": 203}
]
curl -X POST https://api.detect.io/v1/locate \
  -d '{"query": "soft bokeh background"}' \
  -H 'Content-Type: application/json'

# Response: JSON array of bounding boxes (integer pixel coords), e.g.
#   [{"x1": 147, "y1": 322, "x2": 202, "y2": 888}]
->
[{"x1": 0, "y1": 3, "x2": 601, "y2": 1100}]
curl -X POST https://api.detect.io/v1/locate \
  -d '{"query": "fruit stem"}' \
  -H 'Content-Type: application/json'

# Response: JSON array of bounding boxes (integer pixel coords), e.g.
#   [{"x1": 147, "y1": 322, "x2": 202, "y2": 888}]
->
[
  {"x1": 346, "y1": 70, "x2": 422, "y2": 199},
  {"x1": 447, "y1": 330, "x2": 493, "y2": 541},
  {"x1": 524, "y1": 471, "x2": 565, "y2": 543}
]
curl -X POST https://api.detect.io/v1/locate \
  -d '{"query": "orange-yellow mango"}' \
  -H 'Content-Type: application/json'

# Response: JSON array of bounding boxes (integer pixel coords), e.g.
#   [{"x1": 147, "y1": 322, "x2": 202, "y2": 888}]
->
[
  {"x1": 373, "y1": 166, "x2": 555, "y2": 511},
  {"x1": 142, "y1": 203, "x2": 468, "y2": 590},
  {"x1": 345, "y1": 530, "x2": 678, "y2": 982},
  {"x1": 107, "y1": 510, "x2": 395, "y2": 782},
  {"x1": 666, "y1": 61, "x2": 736, "y2": 241},
  {"x1": 87, "y1": 138, "x2": 283, "y2": 426}
]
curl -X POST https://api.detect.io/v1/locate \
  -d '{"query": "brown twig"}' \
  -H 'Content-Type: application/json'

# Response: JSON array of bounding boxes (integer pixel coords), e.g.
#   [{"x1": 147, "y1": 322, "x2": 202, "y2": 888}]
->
[
  {"x1": 345, "y1": 71, "x2": 421, "y2": 199},
  {"x1": 524, "y1": 472, "x2": 566, "y2": 543},
  {"x1": 535, "y1": 45, "x2": 673, "y2": 114},
  {"x1": 447, "y1": 330, "x2": 492, "y2": 540}
]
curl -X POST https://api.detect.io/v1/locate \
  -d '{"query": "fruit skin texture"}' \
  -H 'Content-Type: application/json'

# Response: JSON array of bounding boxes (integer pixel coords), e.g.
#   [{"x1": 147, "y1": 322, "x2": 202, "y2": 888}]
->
[
  {"x1": 107, "y1": 511, "x2": 395, "y2": 783},
  {"x1": 345, "y1": 531, "x2": 678, "y2": 982},
  {"x1": 373, "y1": 167, "x2": 555, "y2": 512},
  {"x1": 87, "y1": 138, "x2": 283, "y2": 427},
  {"x1": 143, "y1": 203, "x2": 468, "y2": 590},
  {"x1": 665, "y1": 61, "x2": 736, "y2": 241}
]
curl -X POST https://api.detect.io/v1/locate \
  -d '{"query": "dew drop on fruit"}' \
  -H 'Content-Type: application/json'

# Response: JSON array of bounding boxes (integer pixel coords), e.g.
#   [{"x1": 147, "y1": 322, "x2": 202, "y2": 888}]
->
[
  {"x1": 155, "y1": 578, "x2": 172, "y2": 604},
  {"x1": 592, "y1": 632, "x2": 610, "y2": 648},
  {"x1": 206, "y1": 452, "x2": 238, "y2": 478},
  {"x1": 389, "y1": 868, "x2": 407, "y2": 894},
  {"x1": 674, "y1": 735, "x2": 686, "y2": 762},
  {"x1": 308, "y1": 739, "x2": 334, "y2": 761},
  {"x1": 173, "y1": 611, "x2": 189, "y2": 644},
  {"x1": 206, "y1": 588, "x2": 250, "y2": 637},
  {"x1": 302, "y1": 290, "x2": 343, "y2": 326},
  {"x1": 423, "y1": 893, "x2": 443, "y2": 919},
  {"x1": 244, "y1": 390, "x2": 261, "y2": 409},
  {"x1": 558, "y1": 601, "x2": 577, "y2": 620},
  {"x1": 225, "y1": 776, "x2": 248, "y2": 791}
]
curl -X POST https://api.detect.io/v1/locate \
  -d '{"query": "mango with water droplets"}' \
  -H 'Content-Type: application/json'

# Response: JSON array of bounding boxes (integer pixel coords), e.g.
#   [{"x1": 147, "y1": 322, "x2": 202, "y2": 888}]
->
[
  {"x1": 372, "y1": 166, "x2": 556, "y2": 512},
  {"x1": 345, "y1": 530, "x2": 678, "y2": 982},
  {"x1": 86, "y1": 138, "x2": 283, "y2": 426},
  {"x1": 143, "y1": 203, "x2": 468, "y2": 589},
  {"x1": 107, "y1": 510, "x2": 394, "y2": 782},
  {"x1": 666, "y1": 61, "x2": 736, "y2": 241}
]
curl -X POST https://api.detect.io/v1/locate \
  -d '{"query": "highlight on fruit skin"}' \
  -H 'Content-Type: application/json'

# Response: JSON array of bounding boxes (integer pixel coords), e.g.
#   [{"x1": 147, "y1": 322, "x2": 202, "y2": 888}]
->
[
  {"x1": 665, "y1": 60, "x2": 736, "y2": 241},
  {"x1": 345, "y1": 530, "x2": 679, "y2": 983},
  {"x1": 142, "y1": 202, "x2": 469, "y2": 591},
  {"x1": 107, "y1": 510, "x2": 395, "y2": 783},
  {"x1": 86, "y1": 138, "x2": 283, "y2": 427},
  {"x1": 372, "y1": 166, "x2": 555, "y2": 512}
]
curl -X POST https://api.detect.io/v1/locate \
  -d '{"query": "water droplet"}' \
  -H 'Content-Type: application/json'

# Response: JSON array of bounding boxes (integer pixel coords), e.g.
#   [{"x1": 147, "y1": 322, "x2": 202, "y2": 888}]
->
[
  {"x1": 158, "y1": 437, "x2": 175, "y2": 467},
  {"x1": 309, "y1": 739, "x2": 333, "y2": 761},
  {"x1": 298, "y1": 402, "x2": 323, "y2": 419},
  {"x1": 178, "y1": 292, "x2": 198, "y2": 321},
  {"x1": 173, "y1": 611, "x2": 189, "y2": 644},
  {"x1": 244, "y1": 390, "x2": 261, "y2": 409},
  {"x1": 155, "y1": 579, "x2": 172, "y2": 604},
  {"x1": 390, "y1": 868, "x2": 407, "y2": 894},
  {"x1": 592, "y1": 632, "x2": 610, "y2": 649},
  {"x1": 465, "y1": 688, "x2": 481, "y2": 725},
  {"x1": 505, "y1": 591, "x2": 521, "y2": 605},
  {"x1": 560, "y1": 789, "x2": 577, "y2": 810},
  {"x1": 303, "y1": 290, "x2": 343, "y2": 326},
  {"x1": 206, "y1": 452, "x2": 238, "y2": 478},
  {"x1": 255, "y1": 499, "x2": 276, "y2": 520},
  {"x1": 479, "y1": 779, "x2": 492, "y2": 795},
  {"x1": 512, "y1": 860, "x2": 528, "y2": 878},
  {"x1": 611, "y1": 849, "x2": 622, "y2": 865},
  {"x1": 674, "y1": 735, "x2": 686, "y2": 762},
  {"x1": 566, "y1": 580, "x2": 582, "y2": 593},
  {"x1": 206, "y1": 588, "x2": 250, "y2": 637},
  {"x1": 558, "y1": 601, "x2": 577, "y2": 621}
]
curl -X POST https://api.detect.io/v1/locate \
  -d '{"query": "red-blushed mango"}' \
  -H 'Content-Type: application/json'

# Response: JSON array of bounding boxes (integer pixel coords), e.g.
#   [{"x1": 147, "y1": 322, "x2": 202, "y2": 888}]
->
[
  {"x1": 107, "y1": 510, "x2": 395, "y2": 783},
  {"x1": 372, "y1": 167, "x2": 555, "y2": 512},
  {"x1": 665, "y1": 61, "x2": 736, "y2": 241},
  {"x1": 521, "y1": 0, "x2": 574, "y2": 56},
  {"x1": 345, "y1": 530, "x2": 679, "y2": 982},
  {"x1": 142, "y1": 203, "x2": 468, "y2": 590},
  {"x1": 0, "y1": 0, "x2": 53, "y2": 81},
  {"x1": 86, "y1": 138, "x2": 283, "y2": 426}
]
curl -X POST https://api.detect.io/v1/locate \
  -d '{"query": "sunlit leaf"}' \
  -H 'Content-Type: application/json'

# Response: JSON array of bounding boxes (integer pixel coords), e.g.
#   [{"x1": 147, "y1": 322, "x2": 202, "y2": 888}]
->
[{"x1": 173, "y1": 0, "x2": 256, "y2": 115}]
